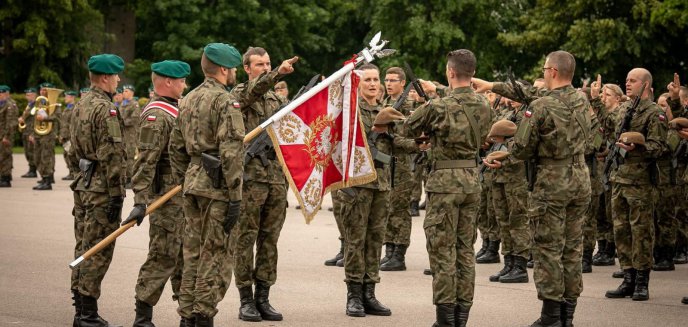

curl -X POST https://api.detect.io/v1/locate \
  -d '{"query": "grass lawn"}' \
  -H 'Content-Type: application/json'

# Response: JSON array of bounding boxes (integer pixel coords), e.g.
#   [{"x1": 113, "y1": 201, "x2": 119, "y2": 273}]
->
[{"x1": 12, "y1": 146, "x2": 64, "y2": 155}]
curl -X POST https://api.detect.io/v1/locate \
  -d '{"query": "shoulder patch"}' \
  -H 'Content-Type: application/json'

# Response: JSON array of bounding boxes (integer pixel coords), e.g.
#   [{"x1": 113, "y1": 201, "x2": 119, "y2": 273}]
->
[
  {"x1": 232, "y1": 102, "x2": 241, "y2": 109},
  {"x1": 109, "y1": 108, "x2": 118, "y2": 117},
  {"x1": 147, "y1": 115, "x2": 157, "y2": 121},
  {"x1": 659, "y1": 114, "x2": 666, "y2": 122},
  {"x1": 524, "y1": 110, "x2": 532, "y2": 118}
]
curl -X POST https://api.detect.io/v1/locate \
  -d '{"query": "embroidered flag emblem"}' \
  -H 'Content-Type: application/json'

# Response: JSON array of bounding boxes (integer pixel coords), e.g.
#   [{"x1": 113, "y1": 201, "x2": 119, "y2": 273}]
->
[
  {"x1": 233, "y1": 102, "x2": 241, "y2": 109},
  {"x1": 525, "y1": 111, "x2": 532, "y2": 118},
  {"x1": 147, "y1": 116, "x2": 157, "y2": 121}
]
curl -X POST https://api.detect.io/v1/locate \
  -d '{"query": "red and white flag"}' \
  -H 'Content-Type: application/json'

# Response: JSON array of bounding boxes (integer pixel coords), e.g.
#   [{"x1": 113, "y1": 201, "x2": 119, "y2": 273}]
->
[{"x1": 267, "y1": 69, "x2": 377, "y2": 223}]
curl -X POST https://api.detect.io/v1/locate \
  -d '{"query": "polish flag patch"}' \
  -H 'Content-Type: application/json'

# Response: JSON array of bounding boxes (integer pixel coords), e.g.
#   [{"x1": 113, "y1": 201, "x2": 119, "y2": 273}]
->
[
  {"x1": 147, "y1": 115, "x2": 157, "y2": 121},
  {"x1": 232, "y1": 102, "x2": 241, "y2": 109},
  {"x1": 525, "y1": 110, "x2": 532, "y2": 118},
  {"x1": 109, "y1": 109, "x2": 117, "y2": 117},
  {"x1": 659, "y1": 114, "x2": 666, "y2": 121}
]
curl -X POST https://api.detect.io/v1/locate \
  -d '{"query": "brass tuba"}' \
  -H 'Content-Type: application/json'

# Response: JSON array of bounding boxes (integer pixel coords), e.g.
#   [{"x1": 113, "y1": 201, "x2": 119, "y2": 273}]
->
[{"x1": 34, "y1": 87, "x2": 64, "y2": 136}]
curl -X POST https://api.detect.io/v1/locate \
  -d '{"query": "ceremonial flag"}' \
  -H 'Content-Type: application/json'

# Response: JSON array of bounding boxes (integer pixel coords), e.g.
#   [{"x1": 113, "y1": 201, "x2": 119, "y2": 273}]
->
[{"x1": 267, "y1": 69, "x2": 377, "y2": 223}]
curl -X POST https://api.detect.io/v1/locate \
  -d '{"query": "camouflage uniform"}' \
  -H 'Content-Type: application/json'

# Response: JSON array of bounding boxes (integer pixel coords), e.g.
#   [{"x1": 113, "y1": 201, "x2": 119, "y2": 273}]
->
[
  {"x1": 70, "y1": 86, "x2": 127, "y2": 299},
  {"x1": 583, "y1": 113, "x2": 604, "y2": 255},
  {"x1": 170, "y1": 77, "x2": 245, "y2": 318},
  {"x1": 120, "y1": 98, "x2": 141, "y2": 181},
  {"x1": 0, "y1": 98, "x2": 18, "y2": 180},
  {"x1": 405, "y1": 86, "x2": 491, "y2": 309},
  {"x1": 228, "y1": 70, "x2": 288, "y2": 291},
  {"x1": 20, "y1": 102, "x2": 36, "y2": 172},
  {"x1": 132, "y1": 96, "x2": 184, "y2": 306},
  {"x1": 60, "y1": 103, "x2": 80, "y2": 178},
  {"x1": 510, "y1": 84, "x2": 591, "y2": 303},
  {"x1": 340, "y1": 98, "x2": 392, "y2": 284},
  {"x1": 607, "y1": 98, "x2": 667, "y2": 271}
]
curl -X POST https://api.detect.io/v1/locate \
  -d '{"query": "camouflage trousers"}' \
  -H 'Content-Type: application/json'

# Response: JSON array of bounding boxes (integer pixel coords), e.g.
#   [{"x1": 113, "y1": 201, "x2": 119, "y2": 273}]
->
[
  {"x1": 70, "y1": 189, "x2": 86, "y2": 291},
  {"x1": 135, "y1": 189, "x2": 184, "y2": 306},
  {"x1": 384, "y1": 179, "x2": 413, "y2": 246},
  {"x1": 124, "y1": 127, "x2": 137, "y2": 181},
  {"x1": 178, "y1": 195, "x2": 233, "y2": 318},
  {"x1": 596, "y1": 189, "x2": 614, "y2": 241},
  {"x1": 410, "y1": 156, "x2": 427, "y2": 202},
  {"x1": 477, "y1": 178, "x2": 499, "y2": 241},
  {"x1": 492, "y1": 181, "x2": 530, "y2": 258},
  {"x1": 340, "y1": 187, "x2": 389, "y2": 284},
  {"x1": 530, "y1": 194, "x2": 588, "y2": 302},
  {"x1": 583, "y1": 180, "x2": 603, "y2": 251},
  {"x1": 654, "y1": 183, "x2": 680, "y2": 249},
  {"x1": 22, "y1": 133, "x2": 35, "y2": 168},
  {"x1": 425, "y1": 191, "x2": 479, "y2": 307},
  {"x1": 333, "y1": 192, "x2": 345, "y2": 239},
  {"x1": 0, "y1": 141, "x2": 11, "y2": 176},
  {"x1": 63, "y1": 149, "x2": 79, "y2": 177},
  {"x1": 34, "y1": 133, "x2": 56, "y2": 177},
  {"x1": 74, "y1": 190, "x2": 121, "y2": 298},
  {"x1": 612, "y1": 183, "x2": 655, "y2": 271}
]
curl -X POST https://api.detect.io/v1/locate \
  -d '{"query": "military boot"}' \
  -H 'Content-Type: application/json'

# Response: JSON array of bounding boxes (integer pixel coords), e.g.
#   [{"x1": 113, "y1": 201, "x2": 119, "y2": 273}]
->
[
  {"x1": 632, "y1": 269, "x2": 650, "y2": 301},
  {"x1": 79, "y1": 295, "x2": 121, "y2": 327},
  {"x1": 380, "y1": 243, "x2": 395, "y2": 265},
  {"x1": 336, "y1": 257, "x2": 344, "y2": 267},
  {"x1": 362, "y1": 283, "x2": 391, "y2": 315},
  {"x1": 500, "y1": 255, "x2": 529, "y2": 283},
  {"x1": 529, "y1": 300, "x2": 562, "y2": 327},
  {"x1": 560, "y1": 301, "x2": 576, "y2": 327},
  {"x1": 193, "y1": 313, "x2": 213, "y2": 327},
  {"x1": 21, "y1": 165, "x2": 37, "y2": 178},
  {"x1": 489, "y1": 255, "x2": 513, "y2": 282},
  {"x1": 33, "y1": 176, "x2": 52, "y2": 190},
  {"x1": 324, "y1": 239, "x2": 344, "y2": 266},
  {"x1": 605, "y1": 268, "x2": 636, "y2": 298},
  {"x1": 432, "y1": 304, "x2": 455, "y2": 327},
  {"x1": 255, "y1": 282, "x2": 283, "y2": 321},
  {"x1": 0, "y1": 175, "x2": 11, "y2": 187},
  {"x1": 475, "y1": 238, "x2": 489, "y2": 258},
  {"x1": 593, "y1": 241, "x2": 616, "y2": 266},
  {"x1": 63, "y1": 173, "x2": 75, "y2": 181},
  {"x1": 476, "y1": 240, "x2": 500, "y2": 264},
  {"x1": 132, "y1": 299, "x2": 154, "y2": 327},
  {"x1": 527, "y1": 252, "x2": 534, "y2": 268},
  {"x1": 380, "y1": 244, "x2": 407, "y2": 271},
  {"x1": 72, "y1": 290, "x2": 82, "y2": 327},
  {"x1": 582, "y1": 248, "x2": 593, "y2": 273},
  {"x1": 237, "y1": 286, "x2": 262, "y2": 322},
  {"x1": 592, "y1": 239, "x2": 607, "y2": 262},
  {"x1": 423, "y1": 268, "x2": 433, "y2": 275},
  {"x1": 455, "y1": 304, "x2": 469, "y2": 327},
  {"x1": 682, "y1": 296, "x2": 688, "y2": 304},
  {"x1": 179, "y1": 316, "x2": 195, "y2": 327},
  {"x1": 653, "y1": 246, "x2": 675, "y2": 271},
  {"x1": 346, "y1": 282, "x2": 365, "y2": 317},
  {"x1": 410, "y1": 200, "x2": 420, "y2": 217},
  {"x1": 48, "y1": 174, "x2": 55, "y2": 184},
  {"x1": 673, "y1": 242, "x2": 687, "y2": 264}
]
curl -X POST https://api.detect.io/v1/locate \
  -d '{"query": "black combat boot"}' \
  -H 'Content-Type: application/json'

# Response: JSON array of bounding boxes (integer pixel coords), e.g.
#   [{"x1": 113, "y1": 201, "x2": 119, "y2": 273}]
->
[
  {"x1": 362, "y1": 283, "x2": 391, "y2": 316},
  {"x1": 63, "y1": 173, "x2": 75, "y2": 180},
  {"x1": 79, "y1": 295, "x2": 121, "y2": 327},
  {"x1": 423, "y1": 268, "x2": 433, "y2": 275},
  {"x1": 324, "y1": 239, "x2": 344, "y2": 266},
  {"x1": 380, "y1": 243, "x2": 395, "y2": 265},
  {"x1": 489, "y1": 255, "x2": 513, "y2": 282},
  {"x1": 336, "y1": 257, "x2": 344, "y2": 267},
  {"x1": 432, "y1": 304, "x2": 455, "y2": 327},
  {"x1": 582, "y1": 248, "x2": 593, "y2": 273},
  {"x1": 527, "y1": 252, "x2": 534, "y2": 268},
  {"x1": 611, "y1": 269, "x2": 624, "y2": 278},
  {"x1": 674, "y1": 241, "x2": 688, "y2": 264},
  {"x1": 179, "y1": 316, "x2": 195, "y2": 327},
  {"x1": 346, "y1": 282, "x2": 365, "y2": 317},
  {"x1": 560, "y1": 300, "x2": 576, "y2": 327},
  {"x1": 237, "y1": 286, "x2": 262, "y2": 322},
  {"x1": 632, "y1": 269, "x2": 650, "y2": 301},
  {"x1": 455, "y1": 304, "x2": 469, "y2": 327},
  {"x1": 380, "y1": 244, "x2": 407, "y2": 271},
  {"x1": 653, "y1": 246, "x2": 675, "y2": 271},
  {"x1": 529, "y1": 300, "x2": 562, "y2": 327},
  {"x1": 410, "y1": 200, "x2": 420, "y2": 217},
  {"x1": 476, "y1": 240, "x2": 500, "y2": 264},
  {"x1": 48, "y1": 174, "x2": 55, "y2": 184},
  {"x1": 500, "y1": 255, "x2": 529, "y2": 283},
  {"x1": 193, "y1": 313, "x2": 213, "y2": 327},
  {"x1": 605, "y1": 268, "x2": 636, "y2": 298},
  {"x1": 255, "y1": 282, "x2": 283, "y2": 321},
  {"x1": 0, "y1": 175, "x2": 11, "y2": 187},
  {"x1": 682, "y1": 296, "x2": 688, "y2": 304},
  {"x1": 592, "y1": 239, "x2": 607, "y2": 262},
  {"x1": 475, "y1": 238, "x2": 489, "y2": 258},
  {"x1": 33, "y1": 176, "x2": 52, "y2": 190},
  {"x1": 72, "y1": 290, "x2": 81, "y2": 327},
  {"x1": 132, "y1": 299, "x2": 154, "y2": 327},
  {"x1": 593, "y1": 241, "x2": 616, "y2": 266},
  {"x1": 419, "y1": 197, "x2": 426, "y2": 210},
  {"x1": 21, "y1": 165, "x2": 37, "y2": 178}
]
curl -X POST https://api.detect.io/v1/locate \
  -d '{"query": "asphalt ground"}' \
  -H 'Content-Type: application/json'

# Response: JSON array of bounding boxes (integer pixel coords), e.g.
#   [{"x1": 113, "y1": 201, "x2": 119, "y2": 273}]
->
[{"x1": 1, "y1": 154, "x2": 687, "y2": 326}]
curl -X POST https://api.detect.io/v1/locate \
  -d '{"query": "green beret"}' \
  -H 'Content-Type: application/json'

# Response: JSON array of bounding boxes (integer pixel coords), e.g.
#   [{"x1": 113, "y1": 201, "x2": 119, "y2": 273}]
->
[
  {"x1": 88, "y1": 54, "x2": 125, "y2": 74},
  {"x1": 80, "y1": 88, "x2": 90, "y2": 94},
  {"x1": 25, "y1": 87, "x2": 37, "y2": 93},
  {"x1": 0, "y1": 85, "x2": 10, "y2": 93},
  {"x1": 116, "y1": 87, "x2": 123, "y2": 94},
  {"x1": 203, "y1": 43, "x2": 241, "y2": 68},
  {"x1": 65, "y1": 91, "x2": 78, "y2": 96},
  {"x1": 151, "y1": 60, "x2": 191, "y2": 78},
  {"x1": 40, "y1": 82, "x2": 55, "y2": 89},
  {"x1": 122, "y1": 84, "x2": 135, "y2": 91}
]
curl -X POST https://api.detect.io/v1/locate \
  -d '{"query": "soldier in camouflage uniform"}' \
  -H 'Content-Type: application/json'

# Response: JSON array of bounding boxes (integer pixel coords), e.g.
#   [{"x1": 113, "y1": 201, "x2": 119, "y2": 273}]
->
[
  {"x1": 406, "y1": 50, "x2": 492, "y2": 327},
  {"x1": 169, "y1": 43, "x2": 245, "y2": 326},
  {"x1": 604, "y1": 68, "x2": 668, "y2": 302},
  {"x1": 121, "y1": 60, "x2": 190, "y2": 327},
  {"x1": 0, "y1": 85, "x2": 17, "y2": 187},
  {"x1": 60, "y1": 91, "x2": 79, "y2": 180},
  {"x1": 338, "y1": 64, "x2": 393, "y2": 318},
  {"x1": 32, "y1": 82, "x2": 60, "y2": 190},
  {"x1": 69, "y1": 53, "x2": 127, "y2": 327},
  {"x1": 120, "y1": 84, "x2": 141, "y2": 186},
  {"x1": 228, "y1": 47, "x2": 298, "y2": 322},
  {"x1": 19, "y1": 88, "x2": 37, "y2": 178}
]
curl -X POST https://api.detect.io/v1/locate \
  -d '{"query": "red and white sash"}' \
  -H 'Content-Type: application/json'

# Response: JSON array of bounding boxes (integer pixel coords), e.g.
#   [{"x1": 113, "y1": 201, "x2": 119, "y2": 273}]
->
[{"x1": 141, "y1": 100, "x2": 179, "y2": 119}]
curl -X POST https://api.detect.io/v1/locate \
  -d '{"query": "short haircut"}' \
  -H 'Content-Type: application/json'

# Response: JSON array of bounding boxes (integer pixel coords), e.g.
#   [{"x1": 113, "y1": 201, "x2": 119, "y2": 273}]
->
[
  {"x1": 658, "y1": 92, "x2": 669, "y2": 100},
  {"x1": 546, "y1": 50, "x2": 576, "y2": 80},
  {"x1": 201, "y1": 53, "x2": 221, "y2": 75},
  {"x1": 385, "y1": 67, "x2": 406, "y2": 81},
  {"x1": 446, "y1": 49, "x2": 476, "y2": 79},
  {"x1": 680, "y1": 86, "x2": 688, "y2": 100},
  {"x1": 359, "y1": 63, "x2": 379, "y2": 72},
  {"x1": 274, "y1": 81, "x2": 287, "y2": 90},
  {"x1": 635, "y1": 68, "x2": 653, "y2": 86},
  {"x1": 243, "y1": 47, "x2": 268, "y2": 66},
  {"x1": 534, "y1": 78, "x2": 544, "y2": 83},
  {"x1": 603, "y1": 83, "x2": 623, "y2": 98}
]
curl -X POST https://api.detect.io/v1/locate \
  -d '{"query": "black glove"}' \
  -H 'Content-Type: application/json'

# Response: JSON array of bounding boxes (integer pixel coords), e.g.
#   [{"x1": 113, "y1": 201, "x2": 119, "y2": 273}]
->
[
  {"x1": 223, "y1": 201, "x2": 241, "y2": 234},
  {"x1": 122, "y1": 203, "x2": 146, "y2": 226},
  {"x1": 106, "y1": 196, "x2": 124, "y2": 223}
]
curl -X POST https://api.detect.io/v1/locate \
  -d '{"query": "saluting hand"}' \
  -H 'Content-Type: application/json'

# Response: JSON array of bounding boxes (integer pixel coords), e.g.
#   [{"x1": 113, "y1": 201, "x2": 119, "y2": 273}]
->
[
  {"x1": 668, "y1": 73, "x2": 681, "y2": 100},
  {"x1": 278, "y1": 56, "x2": 299, "y2": 75},
  {"x1": 590, "y1": 74, "x2": 602, "y2": 99},
  {"x1": 471, "y1": 78, "x2": 493, "y2": 93}
]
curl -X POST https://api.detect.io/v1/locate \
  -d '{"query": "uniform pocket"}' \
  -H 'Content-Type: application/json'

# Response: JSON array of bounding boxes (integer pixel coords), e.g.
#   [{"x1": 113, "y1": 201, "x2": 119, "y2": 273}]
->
[
  {"x1": 106, "y1": 118, "x2": 123, "y2": 143},
  {"x1": 423, "y1": 194, "x2": 446, "y2": 228}
]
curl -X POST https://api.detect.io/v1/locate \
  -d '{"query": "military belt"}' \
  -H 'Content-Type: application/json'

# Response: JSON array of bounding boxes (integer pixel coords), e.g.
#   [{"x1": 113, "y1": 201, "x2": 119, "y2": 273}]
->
[
  {"x1": 622, "y1": 157, "x2": 645, "y2": 164},
  {"x1": 538, "y1": 154, "x2": 585, "y2": 166},
  {"x1": 432, "y1": 159, "x2": 477, "y2": 170},
  {"x1": 373, "y1": 151, "x2": 392, "y2": 165}
]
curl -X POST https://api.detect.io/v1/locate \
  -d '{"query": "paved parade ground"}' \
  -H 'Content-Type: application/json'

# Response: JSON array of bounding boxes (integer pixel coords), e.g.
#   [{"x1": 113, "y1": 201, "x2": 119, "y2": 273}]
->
[{"x1": 1, "y1": 154, "x2": 687, "y2": 326}]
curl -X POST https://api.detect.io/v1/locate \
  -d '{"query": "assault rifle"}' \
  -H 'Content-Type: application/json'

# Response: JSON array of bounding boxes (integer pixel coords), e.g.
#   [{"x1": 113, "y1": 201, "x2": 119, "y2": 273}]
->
[
  {"x1": 404, "y1": 62, "x2": 429, "y2": 102},
  {"x1": 507, "y1": 71, "x2": 537, "y2": 191}
]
